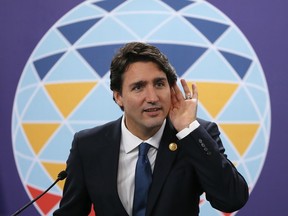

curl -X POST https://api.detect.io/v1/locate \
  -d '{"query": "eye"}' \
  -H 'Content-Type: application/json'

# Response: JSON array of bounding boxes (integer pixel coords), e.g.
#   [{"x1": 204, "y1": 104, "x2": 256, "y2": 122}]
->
[
  {"x1": 155, "y1": 80, "x2": 166, "y2": 88},
  {"x1": 132, "y1": 83, "x2": 143, "y2": 91}
]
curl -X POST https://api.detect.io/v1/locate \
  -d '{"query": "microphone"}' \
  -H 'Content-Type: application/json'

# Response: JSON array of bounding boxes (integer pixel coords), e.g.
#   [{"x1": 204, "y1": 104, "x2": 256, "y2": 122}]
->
[{"x1": 11, "y1": 170, "x2": 67, "y2": 216}]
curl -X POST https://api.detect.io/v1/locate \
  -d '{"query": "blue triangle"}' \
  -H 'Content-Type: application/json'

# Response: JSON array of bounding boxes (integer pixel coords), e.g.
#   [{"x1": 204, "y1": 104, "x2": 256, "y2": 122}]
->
[
  {"x1": 247, "y1": 85, "x2": 269, "y2": 116},
  {"x1": 220, "y1": 50, "x2": 252, "y2": 79},
  {"x1": 69, "y1": 83, "x2": 122, "y2": 121},
  {"x1": 16, "y1": 155, "x2": 34, "y2": 180},
  {"x1": 59, "y1": 4, "x2": 105, "y2": 24},
  {"x1": 22, "y1": 88, "x2": 62, "y2": 121},
  {"x1": 16, "y1": 86, "x2": 37, "y2": 116},
  {"x1": 115, "y1": 0, "x2": 172, "y2": 13},
  {"x1": 77, "y1": 44, "x2": 124, "y2": 77},
  {"x1": 33, "y1": 29, "x2": 69, "y2": 59},
  {"x1": 46, "y1": 50, "x2": 99, "y2": 82},
  {"x1": 39, "y1": 125, "x2": 73, "y2": 162},
  {"x1": 93, "y1": 0, "x2": 125, "y2": 11},
  {"x1": 115, "y1": 13, "x2": 171, "y2": 38},
  {"x1": 184, "y1": 49, "x2": 239, "y2": 82},
  {"x1": 15, "y1": 129, "x2": 35, "y2": 158},
  {"x1": 162, "y1": 0, "x2": 194, "y2": 11},
  {"x1": 181, "y1": 2, "x2": 227, "y2": 23},
  {"x1": 184, "y1": 17, "x2": 229, "y2": 43},
  {"x1": 218, "y1": 87, "x2": 259, "y2": 121},
  {"x1": 245, "y1": 127, "x2": 267, "y2": 159},
  {"x1": 19, "y1": 64, "x2": 40, "y2": 89},
  {"x1": 245, "y1": 157, "x2": 264, "y2": 183},
  {"x1": 151, "y1": 43, "x2": 207, "y2": 77},
  {"x1": 33, "y1": 52, "x2": 65, "y2": 80},
  {"x1": 28, "y1": 163, "x2": 60, "y2": 193},
  {"x1": 58, "y1": 18, "x2": 101, "y2": 44}
]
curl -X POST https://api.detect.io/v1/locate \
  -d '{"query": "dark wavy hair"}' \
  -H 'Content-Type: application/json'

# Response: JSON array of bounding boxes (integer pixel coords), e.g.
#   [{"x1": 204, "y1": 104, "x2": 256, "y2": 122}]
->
[{"x1": 110, "y1": 42, "x2": 177, "y2": 99}]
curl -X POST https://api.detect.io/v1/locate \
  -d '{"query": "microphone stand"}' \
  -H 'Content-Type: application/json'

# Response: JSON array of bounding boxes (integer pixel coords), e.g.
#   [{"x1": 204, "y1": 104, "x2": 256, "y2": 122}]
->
[{"x1": 11, "y1": 170, "x2": 67, "y2": 216}]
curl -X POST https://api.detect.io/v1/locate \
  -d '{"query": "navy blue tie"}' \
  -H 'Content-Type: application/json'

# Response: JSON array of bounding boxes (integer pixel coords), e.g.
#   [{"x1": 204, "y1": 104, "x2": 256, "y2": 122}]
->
[{"x1": 133, "y1": 142, "x2": 152, "y2": 216}]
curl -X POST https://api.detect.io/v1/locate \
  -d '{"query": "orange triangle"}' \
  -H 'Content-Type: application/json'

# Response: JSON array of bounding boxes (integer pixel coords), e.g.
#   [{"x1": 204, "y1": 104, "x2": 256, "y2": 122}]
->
[
  {"x1": 187, "y1": 82, "x2": 238, "y2": 118},
  {"x1": 27, "y1": 185, "x2": 62, "y2": 215},
  {"x1": 22, "y1": 123, "x2": 60, "y2": 155},
  {"x1": 219, "y1": 123, "x2": 259, "y2": 156},
  {"x1": 45, "y1": 82, "x2": 97, "y2": 118},
  {"x1": 42, "y1": 162, "x2": 67, "y2": 190}
]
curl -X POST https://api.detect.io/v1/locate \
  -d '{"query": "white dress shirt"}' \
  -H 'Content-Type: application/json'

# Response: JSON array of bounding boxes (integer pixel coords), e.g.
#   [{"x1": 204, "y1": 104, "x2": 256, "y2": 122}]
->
[{"x1": 117, "y1": 116, "x2": 200, "y2": 215}]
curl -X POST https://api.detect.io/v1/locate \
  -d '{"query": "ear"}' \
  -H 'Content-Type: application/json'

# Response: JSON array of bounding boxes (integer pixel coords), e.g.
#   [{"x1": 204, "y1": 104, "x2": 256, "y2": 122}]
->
[{"x1": 113, "y1": 91, "x2": 123, "y2": 107}]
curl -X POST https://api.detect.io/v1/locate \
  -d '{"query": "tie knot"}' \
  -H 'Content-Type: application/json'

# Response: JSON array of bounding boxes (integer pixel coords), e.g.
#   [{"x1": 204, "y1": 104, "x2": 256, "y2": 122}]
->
[{"x1": 138, "y1": 142, "x2": 150, "y2": 156}]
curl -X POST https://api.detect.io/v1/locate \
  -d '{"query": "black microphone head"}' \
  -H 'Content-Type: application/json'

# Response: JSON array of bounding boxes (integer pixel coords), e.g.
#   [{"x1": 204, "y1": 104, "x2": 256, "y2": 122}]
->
[{"x1": 57, "y1": 170, "x2": 67, "y2": 180}]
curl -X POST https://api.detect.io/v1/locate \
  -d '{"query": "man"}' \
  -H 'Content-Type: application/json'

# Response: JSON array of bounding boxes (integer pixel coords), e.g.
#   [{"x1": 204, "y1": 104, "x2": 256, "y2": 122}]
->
[{"x1": 54, "y1": 42, "x2": 249, "y2": 216}]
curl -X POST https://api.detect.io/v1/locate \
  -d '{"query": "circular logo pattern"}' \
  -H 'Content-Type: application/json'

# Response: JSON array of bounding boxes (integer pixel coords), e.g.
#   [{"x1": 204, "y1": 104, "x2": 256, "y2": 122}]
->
[{"x1": 12, "y1": 0, "x2": 271, "y2": 215}]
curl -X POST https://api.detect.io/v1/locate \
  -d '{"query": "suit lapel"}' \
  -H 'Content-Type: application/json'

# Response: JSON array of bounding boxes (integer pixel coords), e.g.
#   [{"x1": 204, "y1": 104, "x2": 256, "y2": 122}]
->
[
  {"x1": 146, "y1": 120, "x2": 179, "y2": 215},
  {"x1": 99, "y1": 117, "x2": 129, "y2": 215}
]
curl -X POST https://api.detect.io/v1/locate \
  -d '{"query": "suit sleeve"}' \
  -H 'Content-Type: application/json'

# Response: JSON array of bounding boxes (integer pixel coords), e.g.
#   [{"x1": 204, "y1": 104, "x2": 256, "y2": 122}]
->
[
  {"x1": 53, "y1": 132, "x2": 92, "y2": 216},
  {"x1": 179, "y1": 120, "x2": 249, "y2": 213}
]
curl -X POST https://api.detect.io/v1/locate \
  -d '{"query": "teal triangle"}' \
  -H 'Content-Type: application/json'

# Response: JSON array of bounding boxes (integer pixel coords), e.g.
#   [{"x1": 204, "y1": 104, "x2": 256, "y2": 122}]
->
[
  {"x1": 215, "y1": 28, "x2": 253, "y2": 57},
  {"x1": 115, "y1": 0, "x2": 172, "y2": 13},
  {"x1": 14, "y1": 129, "x2": 35, "y2": 158},
  {"x1": 22, "y1": 88, "x2": 62, "y2": 121},
  {"x1": 245, "y1": 63, "x2": 266, "y2": 88},
  {"x1": 180, "y1": 2, "x2": 228, "y2": 23},
  {"x1": 39, "y1": 125, "x2": 73, "y2": 161},
  {"x1": 19, "y1": 64, "x2": 39, "y2": 89},
  {"x1": 245, "y1": 157, "x2": 264, "y2": 183},
  {"x1": 196, "y1": 103, "x2": 212, "y2": 120},
  {"x1": 115, "y1": 13, "x2": 172, "y2": 38},
  {"x1": 219, "y1": 134, "x2": 240, "y2": 162},
  {"x1": 220, "y1": 50, "x2": 252, "y2": 79},
  {"x1": 218, "y1": 87, "x2": 259, "y2": 121},
  {"x1": 76, "y1": 17, "x2": 137, "y2": 46},
  {"x1": 58, "y1": 18, "x2": 101, "y2": 44},
  {"x1": 59, "y1": 4, "x2": 105, "y2": 24},
  {"x1": 33, "y1": 52, "x2": 65, "y2": 80},
  {"x1": 28, "y1": 163, "x2": 60, "y2": 193},
  {"x1": 45, "y1": 50, "x2": 99, "y2": 82},
  {"x1": 33, "y1": 29, "x2": 69, "y2": 59},
  {"x1": 247, "y1": 85, "x2": 269, "y2": 116},
  {"x1": 235, "y1": 163, "x2": 251, "y2": 185},
  {"x1": 185, "y1": 17, "x2": 229, "y2": 43},
  {"x1": 16, "y1": 86, "x2": 37, "y2": 116},
  {"x1": 245, "y1": 127, "x2": 267, "y2": 159},
  {"x1": 147, "y1": 16, "x2": 208, "y2": 46},
  {"x1": 68, "y1": 83, "x2": 122, "y2": 121},
  {"x1": 183, "y1": 49, "x2": 239, "y2": 81},
  {"x1": 16, "y1": 155, "x2": 34, "y2": 180}
]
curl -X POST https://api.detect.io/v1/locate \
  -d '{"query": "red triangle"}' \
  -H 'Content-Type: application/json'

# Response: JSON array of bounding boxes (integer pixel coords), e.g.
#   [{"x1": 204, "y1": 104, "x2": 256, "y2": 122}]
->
[{"x1": 27, "y1": 185, "x2": 62, "y2": 215}]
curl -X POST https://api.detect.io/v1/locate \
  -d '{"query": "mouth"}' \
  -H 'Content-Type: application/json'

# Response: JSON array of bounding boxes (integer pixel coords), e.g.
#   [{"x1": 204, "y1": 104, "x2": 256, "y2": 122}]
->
[{"x1": 143, "y1": 107, "x2": 162, "y2": 117}]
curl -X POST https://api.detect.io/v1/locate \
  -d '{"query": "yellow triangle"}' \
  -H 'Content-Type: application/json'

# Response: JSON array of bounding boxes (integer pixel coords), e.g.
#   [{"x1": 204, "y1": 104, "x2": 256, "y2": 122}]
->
[
  {"x1": 219, "y1": 123, "x2": 260, "y2": 156},
  {"x1": 187, "y1": 82, "x2": 238, "y2": 118},
  {"x1": 22, "y1": 123, "x2": 60, "y2": 155},
  {"x1": 42, "y1": 162, "x2": 67, "y2": 190},
  {"x1": 45, "y1": 82, "x2": 97, "y2": 118}
]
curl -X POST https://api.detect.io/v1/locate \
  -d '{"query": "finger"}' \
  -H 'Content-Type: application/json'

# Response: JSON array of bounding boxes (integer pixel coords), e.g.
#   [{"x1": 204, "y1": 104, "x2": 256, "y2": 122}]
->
[
  {"x1": 172, "y1": 82, "x2": 184, "y2": 101},
  {"x1": 191, "y1": 82, "x2": 198, "y2": 101}
]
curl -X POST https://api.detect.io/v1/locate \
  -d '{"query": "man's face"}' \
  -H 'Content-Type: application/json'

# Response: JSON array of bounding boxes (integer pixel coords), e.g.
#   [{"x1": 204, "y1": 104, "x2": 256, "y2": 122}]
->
[{"x1": 114, "y1": 61, "x2": 172, "y2": 140}]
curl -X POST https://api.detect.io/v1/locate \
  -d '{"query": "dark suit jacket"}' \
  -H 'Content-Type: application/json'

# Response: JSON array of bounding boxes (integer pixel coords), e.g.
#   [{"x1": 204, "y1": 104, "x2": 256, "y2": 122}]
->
[{"x1": 54, "y1": 117, "x2": 248, "y2": 216}]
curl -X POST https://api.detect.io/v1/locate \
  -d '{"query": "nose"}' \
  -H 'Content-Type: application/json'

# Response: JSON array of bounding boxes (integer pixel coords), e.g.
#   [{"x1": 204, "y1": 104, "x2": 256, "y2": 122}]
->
[{"x1": 145, "y1": 86, "x2": 159, "y2": 103}]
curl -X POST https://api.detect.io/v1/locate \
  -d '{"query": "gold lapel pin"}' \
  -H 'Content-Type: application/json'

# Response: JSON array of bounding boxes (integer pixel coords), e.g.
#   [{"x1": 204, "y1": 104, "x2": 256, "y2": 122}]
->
[{"x1": 169, "y1": 143, "x2": 178, "y2": 151}]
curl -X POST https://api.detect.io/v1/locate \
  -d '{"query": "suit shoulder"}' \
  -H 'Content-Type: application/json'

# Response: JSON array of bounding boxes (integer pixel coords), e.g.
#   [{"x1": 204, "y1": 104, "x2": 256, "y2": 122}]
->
[{"x1": 76, "y1": 117, "x2": 121, "y2": 139}]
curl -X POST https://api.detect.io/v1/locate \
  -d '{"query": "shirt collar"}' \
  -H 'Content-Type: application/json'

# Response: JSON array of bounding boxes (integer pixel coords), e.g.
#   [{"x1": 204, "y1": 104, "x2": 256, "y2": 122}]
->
[{"x1": 121, "y1": 115, "x2": 166, "y2": 153}]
